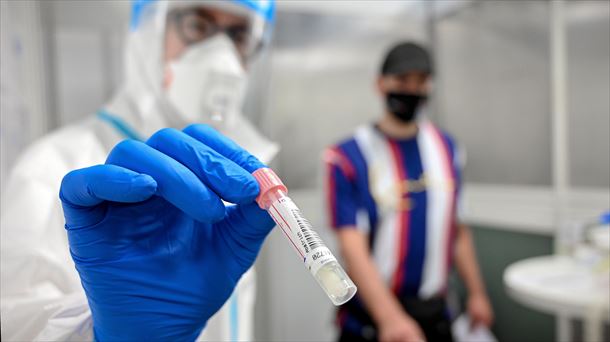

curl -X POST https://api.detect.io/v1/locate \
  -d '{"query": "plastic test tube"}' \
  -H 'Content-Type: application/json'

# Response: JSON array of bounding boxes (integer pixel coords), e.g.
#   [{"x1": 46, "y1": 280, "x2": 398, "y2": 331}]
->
[{"x1": 253, "y1": 168, "x2": 357, "y2": 306}]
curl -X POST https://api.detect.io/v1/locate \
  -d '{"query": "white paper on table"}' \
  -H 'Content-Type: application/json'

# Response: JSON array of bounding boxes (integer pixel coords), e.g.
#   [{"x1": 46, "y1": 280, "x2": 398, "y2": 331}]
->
[{"x1": 452, "y1": 314, "x2": 497, "y2": 342}]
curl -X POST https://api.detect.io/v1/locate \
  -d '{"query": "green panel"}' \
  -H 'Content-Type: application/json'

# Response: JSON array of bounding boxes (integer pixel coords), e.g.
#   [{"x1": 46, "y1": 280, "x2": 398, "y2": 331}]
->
[{"x1": 454, "y1": 225, "x2": 556, "y2": 342}]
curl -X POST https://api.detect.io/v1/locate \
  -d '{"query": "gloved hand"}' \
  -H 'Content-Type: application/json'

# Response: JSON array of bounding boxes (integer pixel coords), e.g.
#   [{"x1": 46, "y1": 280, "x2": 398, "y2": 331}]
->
[{"x1": 60, "y1": 124, "x2": 274, "y2": 341}]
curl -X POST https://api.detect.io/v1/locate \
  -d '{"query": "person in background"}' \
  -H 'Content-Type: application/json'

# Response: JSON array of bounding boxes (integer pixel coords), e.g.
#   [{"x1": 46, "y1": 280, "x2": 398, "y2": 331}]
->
[
  {"x1": 324, "y1": 42, "x2": 494, "y2": 342},
  {"x1": 1, "y1": 1, "x2": 277, "y2": 340}
]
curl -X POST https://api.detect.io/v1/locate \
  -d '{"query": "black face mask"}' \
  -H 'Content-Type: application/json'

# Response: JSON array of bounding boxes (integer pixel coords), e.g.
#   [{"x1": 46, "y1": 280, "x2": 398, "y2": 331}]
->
[{"x1": 386, "y1": 92, "x2": 427, "y2": 123}]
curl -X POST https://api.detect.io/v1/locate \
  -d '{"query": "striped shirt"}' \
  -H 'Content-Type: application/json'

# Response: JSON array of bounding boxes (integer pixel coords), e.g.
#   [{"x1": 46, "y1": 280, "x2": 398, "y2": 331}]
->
[{"x1": 324, "y1": 120, "x2": 462, "y2": 333}]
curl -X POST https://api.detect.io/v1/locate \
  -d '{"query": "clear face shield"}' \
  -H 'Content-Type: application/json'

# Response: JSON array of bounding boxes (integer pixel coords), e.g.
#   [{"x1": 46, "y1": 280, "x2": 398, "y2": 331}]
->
[{"x1": 128, "y1": 0, "x2": 274, "y2": 128}]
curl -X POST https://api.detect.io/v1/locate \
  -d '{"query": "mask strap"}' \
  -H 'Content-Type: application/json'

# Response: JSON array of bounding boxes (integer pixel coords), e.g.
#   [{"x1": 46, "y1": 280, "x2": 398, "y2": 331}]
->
[{"x1": 97, "y1": 109, "x2": 144, "y2": 141}]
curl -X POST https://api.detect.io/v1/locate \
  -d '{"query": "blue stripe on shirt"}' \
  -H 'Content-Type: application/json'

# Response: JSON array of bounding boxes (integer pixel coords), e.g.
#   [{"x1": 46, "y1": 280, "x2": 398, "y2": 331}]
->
[
  {"x1": 336, "y1": 138, "x2": 379, "y2": 245},
  {"x1": 396, "y1": 138, "x2": 427, "y2": 297}
]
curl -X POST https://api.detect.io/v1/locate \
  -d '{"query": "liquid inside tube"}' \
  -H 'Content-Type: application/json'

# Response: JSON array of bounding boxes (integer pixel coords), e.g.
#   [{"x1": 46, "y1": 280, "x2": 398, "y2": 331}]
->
[{"x1": 315, "y1": 261, "x2": 358, "y2": 305}]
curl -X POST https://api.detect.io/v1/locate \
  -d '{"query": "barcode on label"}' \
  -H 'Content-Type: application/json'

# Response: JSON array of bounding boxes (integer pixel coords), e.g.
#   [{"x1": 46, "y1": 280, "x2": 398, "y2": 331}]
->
[{"x1": 291, "y1": 209, "x2": 324, "y2": 251}]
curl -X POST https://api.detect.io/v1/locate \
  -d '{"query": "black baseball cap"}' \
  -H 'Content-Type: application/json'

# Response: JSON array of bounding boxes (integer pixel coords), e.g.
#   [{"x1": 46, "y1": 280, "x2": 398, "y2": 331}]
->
[{"x1": 380, "y1": 42, "x2": 433, "y2": 76}]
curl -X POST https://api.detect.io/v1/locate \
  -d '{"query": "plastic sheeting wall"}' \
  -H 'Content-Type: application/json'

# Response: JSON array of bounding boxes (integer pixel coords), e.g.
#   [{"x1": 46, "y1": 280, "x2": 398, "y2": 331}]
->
[
  {"x1": 433, "y1": 0, "x2": 610, "y2": 188},
  {"x1": 434, "y1": 1, "x2": 553, "y2": 186},
  {"x1": 0, "y1": 1, "x2": 51, "y2": 190},
  {"x1": 1, "y1": 1, "x2": 31, "y2": 188},
  {"x1": 565, "y1": 1, "x2": 610, "y2": 188}
]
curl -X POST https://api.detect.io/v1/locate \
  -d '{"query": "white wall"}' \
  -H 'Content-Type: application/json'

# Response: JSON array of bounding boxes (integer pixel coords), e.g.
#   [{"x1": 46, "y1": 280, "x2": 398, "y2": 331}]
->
[{"x1": 435, "y1": 0, "x2": 553, "y2": 186}]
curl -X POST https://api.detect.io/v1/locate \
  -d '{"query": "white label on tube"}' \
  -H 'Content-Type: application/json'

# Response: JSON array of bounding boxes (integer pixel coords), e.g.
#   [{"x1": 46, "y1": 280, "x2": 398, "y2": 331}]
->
[{"x1": 267, "y1": 197, "x2": 338, "y2": 275}]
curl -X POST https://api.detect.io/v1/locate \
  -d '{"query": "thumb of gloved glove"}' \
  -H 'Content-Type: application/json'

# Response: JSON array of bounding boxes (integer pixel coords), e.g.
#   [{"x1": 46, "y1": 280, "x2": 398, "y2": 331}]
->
[{"x1": 60, "y1": 124, "x2": 274, "y2": 341}]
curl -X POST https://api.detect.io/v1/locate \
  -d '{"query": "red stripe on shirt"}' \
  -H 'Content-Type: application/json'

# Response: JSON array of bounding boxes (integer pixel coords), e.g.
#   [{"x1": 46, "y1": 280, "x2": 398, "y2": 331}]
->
[
  {"x1": 324, "y1": 147, "x2": 356, "y2": 181},
  {"x1": 388, "y1": 140, "x2": 410, "y2": 294}
]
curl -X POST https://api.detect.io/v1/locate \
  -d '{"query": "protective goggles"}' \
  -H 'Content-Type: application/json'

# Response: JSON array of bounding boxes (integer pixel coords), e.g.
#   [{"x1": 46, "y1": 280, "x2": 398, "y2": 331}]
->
[{"x1": 167, "y1": 6, "x2": 263, "y2": 60}]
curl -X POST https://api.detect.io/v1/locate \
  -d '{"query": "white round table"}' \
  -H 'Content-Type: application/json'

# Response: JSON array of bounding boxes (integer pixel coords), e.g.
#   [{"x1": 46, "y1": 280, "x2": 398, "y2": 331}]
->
[{"x1": 504, "y1": 255, "x2": 609, "y2": 342}]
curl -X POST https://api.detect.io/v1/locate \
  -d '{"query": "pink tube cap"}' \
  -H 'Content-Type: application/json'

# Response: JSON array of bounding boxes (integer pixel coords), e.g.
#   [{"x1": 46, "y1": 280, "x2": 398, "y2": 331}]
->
[{"x1": 252, "y1": 168, "x2": 288, "y2": 209}]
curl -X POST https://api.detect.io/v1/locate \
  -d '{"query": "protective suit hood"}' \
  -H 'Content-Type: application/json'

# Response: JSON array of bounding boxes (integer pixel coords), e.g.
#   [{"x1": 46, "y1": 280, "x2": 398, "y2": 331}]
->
[{"x1": 104, "y1": 0, "x2": 278, "y2": 161}]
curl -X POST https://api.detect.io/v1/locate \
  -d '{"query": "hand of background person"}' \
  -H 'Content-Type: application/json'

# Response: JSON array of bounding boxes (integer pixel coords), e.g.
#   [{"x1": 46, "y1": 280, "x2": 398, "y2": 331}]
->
[
  {"x1": 467, "y1": 292, "x2": 494, "y2": 329},
  {"x1": 378, "y1": 310, "x2": 426, "y2": 342}
]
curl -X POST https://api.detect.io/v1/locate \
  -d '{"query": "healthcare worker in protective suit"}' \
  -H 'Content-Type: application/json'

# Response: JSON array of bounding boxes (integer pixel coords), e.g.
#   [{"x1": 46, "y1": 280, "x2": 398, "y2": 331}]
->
[{"x1": 1, "y1": 0, "x2": 277, "y2": 340}]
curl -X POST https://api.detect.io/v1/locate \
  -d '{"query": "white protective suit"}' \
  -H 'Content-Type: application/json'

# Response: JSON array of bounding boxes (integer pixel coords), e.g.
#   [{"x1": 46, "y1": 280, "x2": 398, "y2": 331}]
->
[{"x1": 0, "y1": 0, "x2": 278, "y2": 340}]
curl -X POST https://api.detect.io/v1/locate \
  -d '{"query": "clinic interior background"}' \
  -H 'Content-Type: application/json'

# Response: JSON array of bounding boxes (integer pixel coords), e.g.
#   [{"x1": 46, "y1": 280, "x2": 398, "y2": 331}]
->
[{"x1": 1, "y1": 1, "x2": 609, "y2": 341}]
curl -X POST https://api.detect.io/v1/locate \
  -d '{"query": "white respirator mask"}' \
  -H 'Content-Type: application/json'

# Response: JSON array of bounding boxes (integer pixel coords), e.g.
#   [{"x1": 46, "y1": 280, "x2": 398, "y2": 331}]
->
[{"x1": 165, "y1": 34, "x2": 247, "y2": 128}]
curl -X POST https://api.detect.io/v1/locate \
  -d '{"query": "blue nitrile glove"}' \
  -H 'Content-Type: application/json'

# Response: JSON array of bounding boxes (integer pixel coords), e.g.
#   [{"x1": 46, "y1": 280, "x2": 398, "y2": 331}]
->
[{"x1": 60, "y1": 124, "x2": 274, "y2": 341}]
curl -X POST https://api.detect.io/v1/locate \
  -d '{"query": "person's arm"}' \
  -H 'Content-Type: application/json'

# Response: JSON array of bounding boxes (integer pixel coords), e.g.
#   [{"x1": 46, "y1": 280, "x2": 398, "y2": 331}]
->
[
  {"x1": 454, "y1": 223, "x2": 494, "y2": 328},
  {"x1": 337, "y1": 228, "x2": 425, "y2": 342},
  {"x1": 1, "y1": 144, "x2": 93, "y2": 341}
]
